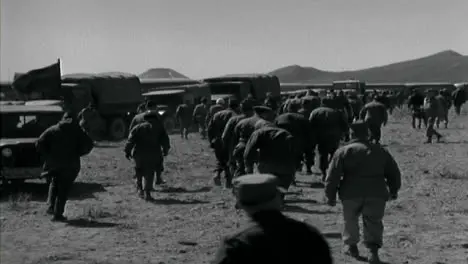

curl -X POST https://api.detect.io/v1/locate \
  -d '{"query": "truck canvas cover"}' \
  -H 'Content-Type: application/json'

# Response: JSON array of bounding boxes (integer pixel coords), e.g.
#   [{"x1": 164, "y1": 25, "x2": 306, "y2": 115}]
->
[{"x1": 203, "y1": 74, "x2": 281, "y2": 99}]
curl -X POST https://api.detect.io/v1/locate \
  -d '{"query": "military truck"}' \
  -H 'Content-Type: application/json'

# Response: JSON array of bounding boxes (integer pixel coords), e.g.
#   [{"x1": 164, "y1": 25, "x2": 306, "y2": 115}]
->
[
  {"x1": 203, "y1": 74, "x2": 281, "y2": 104},
  {"x1": 61, "y1": 72, "x2": 143, "y2": 140},
  {"x1": 142, "y1": 83, "x2": 211, "y2": 133},
  {"x1": 139, "y1": 78, "x2": 202, "y2": 94}
]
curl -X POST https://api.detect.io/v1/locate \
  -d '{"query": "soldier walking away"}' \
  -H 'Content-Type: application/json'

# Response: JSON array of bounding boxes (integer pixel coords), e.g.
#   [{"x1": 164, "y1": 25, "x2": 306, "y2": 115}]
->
[
  {"x1": 212, "y1": 173, "x2": 333, "y2": 264},
  {"x1": 309, "y1": 98, "x2": 349, "y2": 182},
  {"x1": 348, "y1": 93, "x2": 364, "y2": 122},
  {"x1": 124, "y1": 110, "x2": 170, "y2": 200},
  {"x1": 424, "y1": 89, "x2": 443, "y2": 143},
  {"x1": 221, "y1": 99, "x2": 254, "y2": 180},
  {"x1": 129, "y1": 101, "x2": 161, "y2": 131},
  {"x1": 435, "y1": 90, "x2": 449, "y2": 129},
  {"x1": 452, "y1": 84, "x2": 467, "y2": 115},
  {"x1": 324, "y1": 121, "x2": 401, "y2": 264},
  {"x1": 208, "y1": 99, "x2": 240, "y2": 187},
  {"x1": 36, "y1": 112, "x2": 94, "y2": 221},
  {"x1": 192, "y1": 97, "x2": 209, "y2": 139},
  {"x1": 175, "y1": 101, "x2": 192, "y2": 139},
  {"x1": 359, "y1": 96, "x2": 388, "y2": 144},
  {"x1": 407, "y1": 90, "x2": 426, "y2": 129},
  {"x1": 244, "y1": 114, "x2": 296, "y2": 196},
  {"x1": 77, "y1": 102, "x2": 104, "y2": 142},
  {"x1": 206, "y1": 98, "x2": 226, "y2": 129}
]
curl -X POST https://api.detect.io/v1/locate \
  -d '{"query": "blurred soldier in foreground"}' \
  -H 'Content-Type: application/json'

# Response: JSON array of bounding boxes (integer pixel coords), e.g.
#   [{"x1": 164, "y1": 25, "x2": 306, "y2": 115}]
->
[
  {"x1": 452, "y1": 84, "x2": 467, "y2": 115},
  {"x1": 359, "y1": 96, "x2": 388, "y2": 144},
  {"x1": 435, "y1": 90, "x2": 449, "y2": 129},
  {"x1": 212, "y1": 174, "x2": 333, "y2": 264},
  {"x1": 124, "y1": 110, "x2": 170, "y2": 200},
  {"x1": 36, "y1": 112, "x2": 94, "y2": 221},
  {"x1": 407, "y1": 89, "x2": 426, "y2": 129},
  {"x1": 423, "y1": 89, "x2": 443, "y2": 143},
  {"x1": 244, "y1": 111, "x2": 296, "y2": 194},
  {"x1": 208, "y1": 99, "x2": 240, "y2": 187},
  {"x1": 193, "y1": 97, "x2": 209, "y2": 139},
  {"x1": 175, "y1": 100, "x2": 192, "y2": 139},
  {"x1": 206, "y1": 98, "x2": 226, "y2": 130},
  {"x1": 309, "y1": 98, "x2": 348, "y2": 182},
  {"x1": 324, "y1": 121, "x2": 401, "y2": 264}
]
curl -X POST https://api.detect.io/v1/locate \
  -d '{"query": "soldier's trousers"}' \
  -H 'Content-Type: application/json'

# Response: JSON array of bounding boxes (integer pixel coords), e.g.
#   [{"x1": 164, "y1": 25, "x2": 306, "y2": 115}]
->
[
  {"x1": 317, "y1": 138, "x2": 340, "y2": 179},
  {"x1": 367, "y1": 122, "x2": 382, "y2": 143},
  {"x1": 426, "y1": 116, "x2": 442, "y2": 141},
  {"x1": 436, "y1": 111, "x2": 448, "y2": 128},
  {"x1": 233, "y1": 142, "x2": 247, "y2": 178},
  {"x1": 342, "y1": 198, "x2": 386, "y2": 250},
  {"x1": 179, "y1": 120, "x2": 190, "y2": 139},
  {"x1": 195, "y1": 118, "x2": 206, "y2": 138},
  {"x1": 257, "y1": 163, "x2": 295, "y2": 190},
  {"x1": 47, "y1": 169, "x2": 79, "y2": 217},
  {"x1": 213, "y1": 140, "x2": 231, "y2": 181},
  {"x1": 135, "y1": 167, "x2": 157, "y2": 192},
  {"x1": 411, "y1": 109, "x2": 427, "y2": 128},
  {"x1": 454, "y1": 104, "x2": 462, "y2": 115}
]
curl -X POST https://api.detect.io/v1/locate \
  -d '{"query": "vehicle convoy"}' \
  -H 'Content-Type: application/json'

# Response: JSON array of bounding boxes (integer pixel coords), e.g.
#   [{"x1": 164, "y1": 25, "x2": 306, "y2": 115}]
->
[
  {"x1": 203, "y1": 74, "x2": 281, "y2": 104},
  {"x1": 60, "y1": 72, "x2": 143, "y2": 140},
  {"x1": 142, "y1": 83, "x2": 211, "y2": 133},
  {"x1": 0, "y1": 104, "x2": 64, "y2": 185}
]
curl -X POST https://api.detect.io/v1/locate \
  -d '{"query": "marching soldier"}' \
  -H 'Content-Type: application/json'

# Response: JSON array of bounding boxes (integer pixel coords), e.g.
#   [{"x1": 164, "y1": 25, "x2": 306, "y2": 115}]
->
[
  {"x1": 452, "y1": 84, "x2": 467, "y2": 115},
  {"x1": 435, "y1": 90, "x2": 449, "y2": 129},
  {"x1": 309, "y1": 98, "x2": 348, "y2": 182},
  {"x1": 424, "y1": 89, "x2": 443, "y2": 143},
  {"x1": 129, "y1": 101, "x2": 161, "y2": 131},
  {"x1": 348, "y1": 93, "x2": 364, "y2": 122},
  {"x1": 208, "y1": 100, "x2": 240, "y2": 187},
  {"x1": 175, "y1": 100, "x2": 192, "y2": 139},
  {"x1": 221, "y1": 99, "x2": 255, "y2": 179},
  {"x1": 359, "y1": 96, "x2": 388, "y2": 144},
  {"x1": 325, "y1": 121, "x2": 401, "y2": 264},
  {"x1": 407, "y1": 90, "x2": 426, "y2": 129},
  {"x1": 192, "y1": 97, "x2": 209, "y2": 139},
  {"x1": 212, "y1": 173, "x2": 333, "y2": 264},
  {"x1": 124, "y1": 110, "x2": 170, "y2": 200},
  {"x1": 36, "y1": 112, "x2": 94, "y2": 221},
  {"x1": 206, "y1": 98, "x2": 226, "y2": 130}
]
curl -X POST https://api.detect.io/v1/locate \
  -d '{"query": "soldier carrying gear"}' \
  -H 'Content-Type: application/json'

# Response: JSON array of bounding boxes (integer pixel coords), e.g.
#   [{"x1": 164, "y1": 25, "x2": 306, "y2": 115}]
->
[
  {"x1": 206, "y1": 98, "x2": 226, "y2": 130},
  {"x1": 124, "y1": 110, "x2": 170, "y2": 201},
  {"x1": 359, "y1": 96, "x2": 388, "y2": 144},
  {"x1": 192, "y1": 97, "x2": 209, "y2": 139}
]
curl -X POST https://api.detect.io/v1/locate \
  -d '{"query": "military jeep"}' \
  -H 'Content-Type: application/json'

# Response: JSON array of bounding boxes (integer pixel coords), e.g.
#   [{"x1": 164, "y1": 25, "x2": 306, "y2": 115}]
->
[{"x1": 0, "y1": 104, "x2": 64, "y2": 185}]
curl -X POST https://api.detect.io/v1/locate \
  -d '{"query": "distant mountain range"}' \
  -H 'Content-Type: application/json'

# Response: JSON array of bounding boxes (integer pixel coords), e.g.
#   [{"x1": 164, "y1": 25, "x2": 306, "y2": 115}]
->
[
  {"x1": 269, "y1": 50, "x2": 468, "y2": 83},
  {"x1": 139, "y1": 68, "x2": 189, "y2": 79}
]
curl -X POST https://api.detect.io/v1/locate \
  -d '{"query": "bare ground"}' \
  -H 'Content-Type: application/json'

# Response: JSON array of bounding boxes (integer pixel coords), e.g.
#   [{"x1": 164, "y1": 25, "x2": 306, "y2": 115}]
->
[{"x1": 1, "y1": 108, "x2": 468, "y2": 264}]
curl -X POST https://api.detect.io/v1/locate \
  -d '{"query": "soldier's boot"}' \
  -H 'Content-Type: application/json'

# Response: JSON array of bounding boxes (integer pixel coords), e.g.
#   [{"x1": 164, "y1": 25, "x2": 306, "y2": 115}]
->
[
  {"x1": 144, "y1": 191, "x2": 154, "y2": 201},
  {"x1": 424, "y1": 137, "x2": 432, "y2": 144},
  {"x1": 212, "y1": 172, "x2": 222, "y2": 186},
  {"x1": 367, "y1": 248, "x2": 381, "y2": 264},
  {"x1": 344, "y1": 245, "x2": 360, "y2": 258},
  {"x1": 51, "y1": 215, "x2": 67, "y2": 222},
  {"x1": 436, "y1": 134, "x2": 443, "y2": 143},
  {"x1": 155, "y1": 172, "x2": 165, "y2": 185},
  {"x1": 46, "y1": 206, "x2": 55, "y2": 215}
]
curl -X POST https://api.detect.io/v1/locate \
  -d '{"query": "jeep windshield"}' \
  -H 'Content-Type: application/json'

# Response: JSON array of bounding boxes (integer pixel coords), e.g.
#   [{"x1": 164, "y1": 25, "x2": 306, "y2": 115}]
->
[{"x1": 1, "y1": 112, "x2": 63, "y2": 138}]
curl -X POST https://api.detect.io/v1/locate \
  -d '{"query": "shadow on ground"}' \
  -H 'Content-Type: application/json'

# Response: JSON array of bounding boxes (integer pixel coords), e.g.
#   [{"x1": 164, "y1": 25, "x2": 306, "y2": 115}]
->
[
  {"x1": 66, "y1": 218, "x2": 119, "y2": 228},
  {"x1": 285, "y1": 198, "x2": 318, "y2": 204},
  {"x1": 283, "y1": 205, "x2": 334, "y2": 215},
  {"x1": 157, "y1": 186, "x2": 212, "y2": 193},
  {"x1": 0, "y1": 181, "x2": 106, "y2": 202},
  {"x1": 149, "y1": 198, "x2": 209, "y2": 205}
]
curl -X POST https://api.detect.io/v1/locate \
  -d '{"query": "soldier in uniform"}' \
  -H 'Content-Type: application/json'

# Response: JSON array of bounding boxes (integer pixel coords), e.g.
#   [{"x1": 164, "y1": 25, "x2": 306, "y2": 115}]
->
[
  {"x1": 208, "y1": 99, "x2": 240, "y2": 187},
  {"x1": 348, "y1": 93, "x2": 364, "y2": 122},
  {"x1": 309, "y1": 98, "x2": 348, "y2": 182},
  {"x1": 129, "y1": 101, "x2": 161, "y2": 132},
  {"x1": 175, "y1": 100, "x2": 192, "y2": 139},
  {"x1": 452, "y1": 84, "x2": 467, "y2": 115},
  {"x1": 424, "y1": 89, "x2": 443, "y2": 143},
  {"x1": 244, "y1": 119, "x2": 296, "y2": 194},
  {"x1": 206, "y1": 98, "x2": 226, "y2": 130},
  {"x1": 324, "y1": 121, "x2": 401, "y2": 264},
  {"x1": 192, "y1": 97, "x2": 209, "y2": 139},
  {"x1": 77, "y1": 102, "x2": 103, "y2": 141},
  {"x1": 213, "y1": 173, "x2": 333, "y2": 264},
  {"x1": 407, "y1": 90, "x2": 426, "y2": 129},
  {"x1": 124, "y1": 110, "x2": 170, "y2": 200},
  {"x1": 359, "y1": 96, "x2": 388, "y2": 144},
  {"x1": 435, "y1": 90, "x2": 449, "y2": 129},
  {"x1": 36, "y1": 112, "x2": 94, "y2": 221}
]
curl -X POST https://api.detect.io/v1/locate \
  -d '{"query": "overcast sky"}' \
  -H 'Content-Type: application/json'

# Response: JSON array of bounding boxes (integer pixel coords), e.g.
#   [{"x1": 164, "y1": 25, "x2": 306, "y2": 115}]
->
[{"x1": 1, "y1": 0, "x2": 467, "y2": 81}]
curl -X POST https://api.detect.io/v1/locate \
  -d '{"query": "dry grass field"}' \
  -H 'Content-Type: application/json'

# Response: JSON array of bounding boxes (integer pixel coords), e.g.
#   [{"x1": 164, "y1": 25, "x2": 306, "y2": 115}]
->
[{"x1": 1, "y1": 107, "x2": 468, "y2": 264}]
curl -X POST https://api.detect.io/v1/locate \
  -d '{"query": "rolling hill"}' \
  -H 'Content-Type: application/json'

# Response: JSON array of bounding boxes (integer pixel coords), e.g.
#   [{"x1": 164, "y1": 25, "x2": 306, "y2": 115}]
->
[
  {"x1": 270, "y1": 50, "x2": 468, "y2": 83},
  {"x1": 139, "y1": 68, "x2": 190, "y2": 79}
]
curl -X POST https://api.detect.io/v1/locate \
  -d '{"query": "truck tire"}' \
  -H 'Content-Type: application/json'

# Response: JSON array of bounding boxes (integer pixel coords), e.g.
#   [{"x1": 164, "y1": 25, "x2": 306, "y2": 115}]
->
[
  {"x1": 108, "y1": 117, "x2": 127, "y2": 141},
  {"x1": 163, "y1": 116, "x2": 175, "y2": 134}
]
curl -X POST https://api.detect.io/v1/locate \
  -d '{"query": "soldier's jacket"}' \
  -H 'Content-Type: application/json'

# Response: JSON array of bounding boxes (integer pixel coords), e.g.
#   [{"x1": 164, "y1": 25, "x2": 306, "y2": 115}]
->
[
  {"x1": 324, "y1": 139, "x2": 401, "y2": 201},
  {"x1": 212, "y1": 210, "x2": 333, "y2": 264},
  {"x1": 206, "y1": 104, "x2": 225, "y2": 125},
  {"x1": 208, "y1": 108, "x2": 237, "y2": 143},
  {"x1": 275, "y1": 113, "x2": 315, "y2": 154},
  {"x1": 36, "y1": 118, "x2": 94, "y2": 172},
  {"x1": 359, "y1": 101, "x2": 388, "y2": 125},
  {"x1": 333, "y1": 95, "x2": 350, "y2": 111},
  {"x1": 299, "y1": 96, "x2": 321, "y2": 118},
  {"x1": 408, "y1": 94, "x2": 425, "y2": 109},
  {"x1": 77, "y1": 107, "x2": 102, "y2": 130},
  {"x1": 348, "y1": 97, "x2": 364, "y2": 119},
  {"x1": 442, "y1": 92, "x2": 453, "y2": 109},
  {"x1": 175, "y1": 104, "x2": 192, "y2": 125},
  {"x1": 221, "y1": 114, "x2": 247, "y2": 153},
  {"x1": 254, "y1": 119, "x2": 272, "y2": 130},
  {"x1": 233, "y1": 115, "x2": 261, "y2": 144},
  {"x1": 192, "y1": 103, "x2": 208, "y2": 122},
  {"x1": 379, "y1": 95, "x2": 391, "y2": 109},
  {"x1": 309, "y1": 106, "x2": 348, "y2": 139},
  {"x1": 129, "y1": 112, "x2": 161, "y2": 132},
  {"x1": 435, "y1": 95, "x2": 448, "y2": 112},
  {"x1": 124, "y1": 119, "x2": 170, "y2": 169},
  {"x1": 244, "y1": 126, "x2": 295, "y2": 175},
  {"x1": 452, "y1": 88, "x2": 467, "y2": 105},
  {"x1": 423, "y1": 96, "x2": 440, "y2": 118}
]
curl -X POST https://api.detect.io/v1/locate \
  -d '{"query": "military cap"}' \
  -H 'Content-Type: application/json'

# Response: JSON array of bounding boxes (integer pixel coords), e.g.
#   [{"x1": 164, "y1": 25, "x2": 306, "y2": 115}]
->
[
  {"x1": 233, "y1": 174, "x2": 285, "y2": 210},
  {"x1": 350, "y1": 120, "x2": 369, "y2": 137},
  {"x1": 253, "y1": 105, "x2": 273, "y2": 115},
  {"x1": 240, "y1": 99, "x2": 254, "y2": 112}
]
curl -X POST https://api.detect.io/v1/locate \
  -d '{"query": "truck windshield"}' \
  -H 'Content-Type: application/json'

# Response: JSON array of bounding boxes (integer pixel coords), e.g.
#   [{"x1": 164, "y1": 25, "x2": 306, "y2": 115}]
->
[{"x1": 1, "y1": 113, "x2": 62, "y2": 138}]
